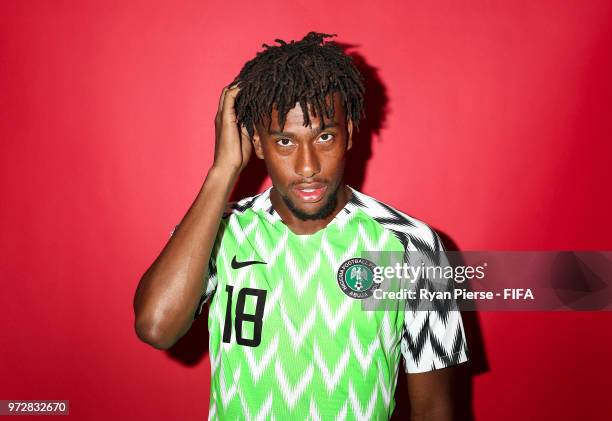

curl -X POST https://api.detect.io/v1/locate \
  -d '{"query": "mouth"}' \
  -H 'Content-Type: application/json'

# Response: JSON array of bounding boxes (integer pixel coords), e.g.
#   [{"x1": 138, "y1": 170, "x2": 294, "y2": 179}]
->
[{"x1": 292, "y1": 183, "x2": 327, "y2": 203}]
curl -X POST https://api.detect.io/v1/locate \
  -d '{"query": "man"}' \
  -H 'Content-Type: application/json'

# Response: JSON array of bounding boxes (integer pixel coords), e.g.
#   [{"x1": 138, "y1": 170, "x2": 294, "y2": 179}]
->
[{"x1": 134, "y1": 32, "x2": 469, "y2": 420}]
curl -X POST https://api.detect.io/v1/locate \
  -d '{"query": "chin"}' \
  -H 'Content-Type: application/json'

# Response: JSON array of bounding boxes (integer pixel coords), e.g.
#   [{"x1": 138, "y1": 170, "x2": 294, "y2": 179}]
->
[
  {"x1": 282, "y1": 188, "x2": 339, "y2": 221},
  {"x1": 297, "y1": 204, "x2": 326, "y2": 218}
]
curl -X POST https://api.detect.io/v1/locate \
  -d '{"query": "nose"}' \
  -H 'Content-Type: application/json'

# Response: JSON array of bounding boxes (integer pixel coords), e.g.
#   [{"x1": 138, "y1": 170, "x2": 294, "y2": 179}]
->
[{"x1": 295, "y1": 143, "x2": 321, "y2": 178}]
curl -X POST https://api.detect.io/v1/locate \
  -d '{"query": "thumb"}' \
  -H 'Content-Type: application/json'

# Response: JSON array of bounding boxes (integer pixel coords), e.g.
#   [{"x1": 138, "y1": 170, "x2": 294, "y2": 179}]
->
[{"x1": 240, "y1": 123, "x2": 251, "y2": 140}]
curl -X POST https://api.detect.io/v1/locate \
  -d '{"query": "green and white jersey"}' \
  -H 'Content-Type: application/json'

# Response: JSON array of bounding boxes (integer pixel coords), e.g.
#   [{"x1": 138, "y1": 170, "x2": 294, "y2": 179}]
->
[{"x1": 187, "y1": 185, "x2": 469, "y2": 420}]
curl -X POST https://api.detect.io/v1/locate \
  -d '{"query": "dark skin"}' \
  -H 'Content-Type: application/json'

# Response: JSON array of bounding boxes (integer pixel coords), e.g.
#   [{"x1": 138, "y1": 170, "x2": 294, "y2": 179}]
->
[
  {"x1": 133, "y1": 83, "x2": 458, "y2": 420},
  {"x1": 407, "y1": 367, "x2": 457, "y2": 421},
  {"x1": 253, "y1": 93, "x2": 458, "y2": 420},
  {"x1": 252, "y1": 91, "x2": 353, "y2": 235}
]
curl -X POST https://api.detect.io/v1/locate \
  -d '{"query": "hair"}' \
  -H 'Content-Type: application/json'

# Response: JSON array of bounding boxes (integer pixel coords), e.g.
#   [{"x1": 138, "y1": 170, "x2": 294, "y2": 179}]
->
[{"x1": 231, "y1": 32, "x2": 365, "y2": 139}]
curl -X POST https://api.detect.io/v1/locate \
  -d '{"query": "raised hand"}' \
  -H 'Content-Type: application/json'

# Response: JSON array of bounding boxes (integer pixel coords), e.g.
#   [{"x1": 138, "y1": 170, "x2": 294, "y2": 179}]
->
[{"x1": 213, "y1": 83, "x2": 253, "y2": 174}]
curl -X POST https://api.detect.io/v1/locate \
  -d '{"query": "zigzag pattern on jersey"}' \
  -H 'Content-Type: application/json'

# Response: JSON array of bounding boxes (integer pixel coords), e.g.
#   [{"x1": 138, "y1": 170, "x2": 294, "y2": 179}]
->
[
  {"x1": 346, "y1": 191, "x2": 451, "y2": 311},
  {"x1": 204, "y1": 187, "x2": 403, "y2": 419},
  {"x1": 347, "y1": 189, "x2": 469, "y2": 373},
  {"x1": 201, "y1": 185, "x2": 468, "y2": 418},
  {"x1": 192, "y1": 190, "x2": 275, "y2": 320}
]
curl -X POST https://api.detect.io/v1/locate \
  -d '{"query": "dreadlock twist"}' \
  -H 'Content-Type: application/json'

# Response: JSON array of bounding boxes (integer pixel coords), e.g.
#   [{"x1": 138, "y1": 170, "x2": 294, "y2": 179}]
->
[{"x1": 231, "y1": 32, "x2": 365, "y2": 139}]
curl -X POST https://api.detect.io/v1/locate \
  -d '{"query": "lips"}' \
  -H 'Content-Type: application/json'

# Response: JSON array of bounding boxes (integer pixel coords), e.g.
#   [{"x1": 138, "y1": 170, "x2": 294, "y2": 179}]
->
[{"x1": 293, "y1": 183, "x2": 327, "y2": 202}]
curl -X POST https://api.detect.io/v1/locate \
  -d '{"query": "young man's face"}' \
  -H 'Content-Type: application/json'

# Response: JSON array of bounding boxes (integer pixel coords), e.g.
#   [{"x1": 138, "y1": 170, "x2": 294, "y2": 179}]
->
[{"x1": 252, "y1": 93, "x2": 353, "y2": 221}]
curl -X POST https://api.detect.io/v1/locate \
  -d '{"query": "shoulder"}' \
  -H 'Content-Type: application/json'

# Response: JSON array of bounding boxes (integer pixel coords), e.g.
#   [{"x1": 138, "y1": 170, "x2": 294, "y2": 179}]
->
[
  {"x1": 221, "y1": 187, "x2": 274, "y2": 220},
  {"x1": 170, "y1": 189, "x2": 272, "y2": 240},
  {"x1": 349, "y1": 187, "x2": 444, "y2": 253},
  {"x1": 210, "y1": 189, "x2": 274, "y2": 248}
]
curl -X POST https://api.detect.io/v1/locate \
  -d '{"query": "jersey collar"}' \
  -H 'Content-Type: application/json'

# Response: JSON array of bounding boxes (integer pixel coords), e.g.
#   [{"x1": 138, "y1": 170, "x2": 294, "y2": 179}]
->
[{"x1": 255, "y1": 185, "x2": 359, "y2": 228}]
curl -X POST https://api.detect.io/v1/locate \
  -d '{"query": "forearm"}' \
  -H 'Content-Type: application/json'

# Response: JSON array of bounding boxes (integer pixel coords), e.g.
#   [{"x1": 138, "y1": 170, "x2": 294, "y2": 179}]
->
[{"x1": 133, "y1": 165, "x2": 238, "y2": 348}]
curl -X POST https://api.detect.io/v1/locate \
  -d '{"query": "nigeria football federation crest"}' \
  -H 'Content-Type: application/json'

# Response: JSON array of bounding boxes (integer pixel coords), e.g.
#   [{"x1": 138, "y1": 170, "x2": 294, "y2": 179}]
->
[{"x1": 337, "y1": 258, "x2": 378, "y2": 299}]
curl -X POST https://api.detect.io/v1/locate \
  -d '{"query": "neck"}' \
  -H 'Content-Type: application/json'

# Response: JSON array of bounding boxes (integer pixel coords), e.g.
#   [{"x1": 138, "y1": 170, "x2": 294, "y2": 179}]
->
[{"x1": 270, "y1": 183, "x2": 352, "y2": 235}]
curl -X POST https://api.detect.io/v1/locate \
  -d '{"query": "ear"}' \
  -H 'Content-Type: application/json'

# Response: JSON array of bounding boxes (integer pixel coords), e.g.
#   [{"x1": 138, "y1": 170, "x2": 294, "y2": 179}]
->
[
  {"x1": 346, "y1": 119, "x2": 354, "y2": 151},
  {"x1": 251, "y1": 124, "x2": 265, "y2": 160}
]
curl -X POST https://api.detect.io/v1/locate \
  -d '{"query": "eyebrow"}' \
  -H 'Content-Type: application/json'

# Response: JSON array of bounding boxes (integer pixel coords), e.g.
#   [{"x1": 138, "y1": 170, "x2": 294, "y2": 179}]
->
[{"x1": 267, "y1": 122, "x2": 338, "y2": 136}]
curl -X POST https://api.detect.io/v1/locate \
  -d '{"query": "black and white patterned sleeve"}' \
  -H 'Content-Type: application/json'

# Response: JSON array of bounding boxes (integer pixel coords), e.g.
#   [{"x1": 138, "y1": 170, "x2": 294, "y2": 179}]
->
[{"x1": 400, "y1": 228, "x2": 470, "y2": 373}]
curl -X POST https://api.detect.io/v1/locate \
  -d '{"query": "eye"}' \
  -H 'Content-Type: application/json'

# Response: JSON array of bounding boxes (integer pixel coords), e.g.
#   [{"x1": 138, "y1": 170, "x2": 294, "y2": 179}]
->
[
  {"x1": 318, "y1": 133, "x2": 335, "y2": 143},
  {"x1": 276, "y1": 138, "x2": 294, "y2": 147}
]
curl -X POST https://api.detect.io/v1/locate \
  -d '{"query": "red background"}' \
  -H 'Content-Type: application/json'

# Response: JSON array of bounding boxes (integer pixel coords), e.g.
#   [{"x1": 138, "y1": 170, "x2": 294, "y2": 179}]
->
[{"x1": 2, "y1": 1, "x2": 611, "y2": 420}]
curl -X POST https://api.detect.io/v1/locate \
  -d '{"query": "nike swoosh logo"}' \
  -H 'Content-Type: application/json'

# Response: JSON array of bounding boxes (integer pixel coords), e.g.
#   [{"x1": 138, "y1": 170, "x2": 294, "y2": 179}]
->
[{"x1": 231, "y1": 256, "x2": 267, "y2": 269}]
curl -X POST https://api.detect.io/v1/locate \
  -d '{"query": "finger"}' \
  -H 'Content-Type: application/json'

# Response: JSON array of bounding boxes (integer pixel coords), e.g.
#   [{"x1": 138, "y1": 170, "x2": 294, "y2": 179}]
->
[
  {"x1": 217, "y1": 84, "x2": 233, "y2": 115},
  {"x1": 240, "y1": 123, "x2": 250, "y2": 139},
  {"x1": 222, "y1": 86, "x2": 241, "y2": 121},
  {"x1": 217, "y1": 80, "x2": 241, "y2": 114}
]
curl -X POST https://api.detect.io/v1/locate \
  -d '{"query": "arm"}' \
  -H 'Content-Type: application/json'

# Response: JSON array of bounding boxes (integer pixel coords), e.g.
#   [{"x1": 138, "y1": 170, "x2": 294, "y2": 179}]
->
[
  {"x1": 402, "y1": 229, "x2": 469, "y2": 420},
  {"x1": 133, "y1": 82, "x2": 251, "y2": 349},
  {"x1": 407, "y1": 366, "x2": 457, "y2": 421}
]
